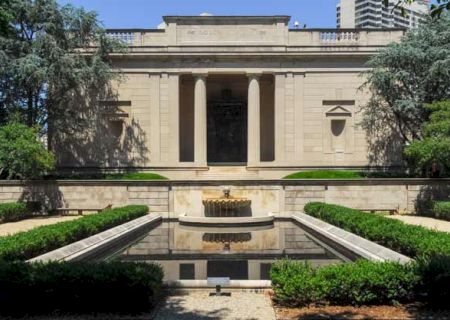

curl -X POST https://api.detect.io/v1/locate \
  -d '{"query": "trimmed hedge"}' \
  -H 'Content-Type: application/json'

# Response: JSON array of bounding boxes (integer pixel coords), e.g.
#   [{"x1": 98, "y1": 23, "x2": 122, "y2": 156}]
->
[
  {"x1": 415, "y1": 255, "x2": 450, "y2": 307},
  {"x1": 304, "y1": 202, "x2": 450, "y2": 258},
  {"x1": 0, "y1": 202, "x2": 28, "y2": 222},
  {"x1": 0, "y1": 261, "x2": 163, "y2": 315},
  {"x1": 0, "y1": 205, "x2": 148, "y2": 261},
  {"x1": 432, "y1": 201, "x2": 450, "y2": 221},
  {"x1": 271, "y1": 259, "x2": 417, "y2": 307}
]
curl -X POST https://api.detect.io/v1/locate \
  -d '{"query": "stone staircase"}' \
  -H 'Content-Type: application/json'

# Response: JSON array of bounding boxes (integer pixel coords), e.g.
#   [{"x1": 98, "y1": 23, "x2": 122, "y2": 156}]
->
[{"x1": 195, "y1": 166, "x2": 260, "y2": 180}]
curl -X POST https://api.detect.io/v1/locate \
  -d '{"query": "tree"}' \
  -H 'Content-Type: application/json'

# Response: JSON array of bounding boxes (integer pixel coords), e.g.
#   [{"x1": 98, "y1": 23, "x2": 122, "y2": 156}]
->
[
  {"x1": 0, "y1": 0, "x2": 13, "y2": 36},
  {"x1": 361, "y1": 16, "x2": 450, "y2": 164},
  {"x1": 0, "y1": 0, "x2": 122, "y2": 142},
  {"x1": 404, "y1": 100, "x2": 450, "y2": 176},
  {"x1": 0, "y1": 122, "x2": 55, "y2": 179},
  {"x1": 384, "y1": 0, "x2": 449, "y2": 17}
]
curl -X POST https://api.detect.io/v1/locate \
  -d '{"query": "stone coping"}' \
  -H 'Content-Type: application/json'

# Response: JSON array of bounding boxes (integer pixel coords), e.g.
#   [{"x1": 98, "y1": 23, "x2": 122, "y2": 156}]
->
[
  {"x1": 292, "y1": 213, "x2": 411, "y2": 264},
  {"x1": 29, "y1": 214, "x2": 162, "y2": 262},
  {"x1": 165, "y1": 280, "x2": 272, "y2": 288},
  {"x1": 1, "y1": 178, "x2": 448, "y2": 187}
]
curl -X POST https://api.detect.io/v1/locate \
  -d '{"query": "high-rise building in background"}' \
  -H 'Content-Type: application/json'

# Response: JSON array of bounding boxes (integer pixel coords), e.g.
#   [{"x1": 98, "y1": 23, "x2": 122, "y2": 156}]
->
[{"x1": 337, "y1": 0, "x2": 429, "y2": 29}]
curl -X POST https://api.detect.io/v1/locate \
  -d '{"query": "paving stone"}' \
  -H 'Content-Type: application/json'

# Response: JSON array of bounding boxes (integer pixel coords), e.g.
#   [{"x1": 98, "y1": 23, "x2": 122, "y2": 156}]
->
[{"x1": 154, "y1": 291, "x2": 275, "y2": 320}]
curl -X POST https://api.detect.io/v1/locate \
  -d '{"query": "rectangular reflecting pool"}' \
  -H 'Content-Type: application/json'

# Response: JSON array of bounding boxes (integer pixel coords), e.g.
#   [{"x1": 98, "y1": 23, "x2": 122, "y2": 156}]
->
[{"x1": 109, "y1": 220, "x2": 346, "y2": 281}]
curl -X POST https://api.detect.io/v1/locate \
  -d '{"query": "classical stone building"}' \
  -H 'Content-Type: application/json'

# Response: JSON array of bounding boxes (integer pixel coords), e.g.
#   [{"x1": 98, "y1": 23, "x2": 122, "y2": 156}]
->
[{"x1": 56, "y1": 16, "x2": 404, "y2": 179}]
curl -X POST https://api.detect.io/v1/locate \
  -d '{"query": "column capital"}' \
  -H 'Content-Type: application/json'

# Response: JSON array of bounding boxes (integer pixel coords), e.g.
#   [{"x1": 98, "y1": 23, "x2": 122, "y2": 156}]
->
[
  {"x1": 246, "y1": 72, "x2": 262, "y2": 80},
  {"x1": 192, "y1": 72, "x2": 208, "y2": 80}
]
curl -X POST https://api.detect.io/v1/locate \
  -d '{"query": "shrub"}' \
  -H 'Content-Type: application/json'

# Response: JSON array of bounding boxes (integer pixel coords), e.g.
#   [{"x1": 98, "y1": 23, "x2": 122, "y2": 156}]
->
[
  {"x1": 0, "y1": 123, "x2": 55, "y2": 179},
  {"x1": 0, "y1": 202, "x2": 28, "y2": 222},
  {"x1": 432, "y1": 201, "x2": 450, "y2": 221},
  {"x1": 304, "y1": 202, "x2": 450, "y2": 258},
  {"x1": 415, "y1": 255, "x2": 450, "y2": 307},
  {"x1": 271, "y1": 259, "x2": 417, "y2": 307},
  {"x1": 0, "y1": 205, "x2": 148, "y2": 261},
  {"x1": 0, "y1": 260, "x2": 163, "y2": 315}
]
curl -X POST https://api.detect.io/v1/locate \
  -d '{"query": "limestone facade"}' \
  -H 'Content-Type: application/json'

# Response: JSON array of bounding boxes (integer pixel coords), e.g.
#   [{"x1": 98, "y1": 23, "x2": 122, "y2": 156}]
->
[{"x1": 56, "y1": 16, "x2": 405, "y2": 179}]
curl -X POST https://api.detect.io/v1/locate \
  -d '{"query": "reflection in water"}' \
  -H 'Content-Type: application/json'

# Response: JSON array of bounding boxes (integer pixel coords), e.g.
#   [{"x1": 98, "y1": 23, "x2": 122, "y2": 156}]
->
[
  {"x1": 202, "y1": 233, "x2": 252, "y2": 243},
  {"x1": 113, "y1": 221, "x2": 347, "y2": 281}
]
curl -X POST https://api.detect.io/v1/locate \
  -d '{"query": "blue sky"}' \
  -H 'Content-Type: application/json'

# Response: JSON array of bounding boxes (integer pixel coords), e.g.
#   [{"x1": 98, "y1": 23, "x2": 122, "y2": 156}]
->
[{"x1": 57, "y1": 0, "x2": 341, "y2": 29}]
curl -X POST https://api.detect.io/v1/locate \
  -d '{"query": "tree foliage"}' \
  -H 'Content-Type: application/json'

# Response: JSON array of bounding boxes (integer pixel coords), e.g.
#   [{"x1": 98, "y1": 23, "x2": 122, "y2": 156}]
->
[
  {"x1": 0, "y1": 0, "x2": 122, "y2": 140},
  {"x1": 404, "y1": 100, "x2": 450, "y2": 175},
  {"x1": 0, "y1": 122, "x2": 55, "y2": 179},
  {"x1": 361, "y1": 16, "x2": 450, "y2": 164},
  {"x1": 0, "y1": 0, "x2": 13, "y2": 37},
  {"x1": 385, "y1": 0, "x2": 449, "y2": 17}
]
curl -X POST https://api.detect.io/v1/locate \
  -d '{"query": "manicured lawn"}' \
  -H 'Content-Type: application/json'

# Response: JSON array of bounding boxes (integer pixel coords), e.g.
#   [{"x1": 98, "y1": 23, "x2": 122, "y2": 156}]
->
[
  {"x1": 103, "y1": 172, "x2": 168, "y2": 180},
  {"x1": 283, "y1": 170, "x2": 415, "y2": 179},
  {"x1": 48, "y1": 172, "x2": 169, "y2": 180},
  {"x1": 284, "y1": 170, "x2": 363, "y2": 179}
]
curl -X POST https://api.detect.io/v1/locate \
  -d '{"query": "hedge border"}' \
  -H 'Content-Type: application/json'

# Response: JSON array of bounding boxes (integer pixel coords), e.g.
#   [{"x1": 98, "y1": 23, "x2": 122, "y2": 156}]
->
[
  {"x1": 0, "y1": 205, "x2": 148, "y2": 261},
  {"x1": 0, "y1": 202, "x2": 28, "y2": 222},
  {"x1": 0, "y1": 260, "x2": 163, "y2": 315},
  {"x1": 304, "y1": 202, "x2": 450, "y2": 258}
]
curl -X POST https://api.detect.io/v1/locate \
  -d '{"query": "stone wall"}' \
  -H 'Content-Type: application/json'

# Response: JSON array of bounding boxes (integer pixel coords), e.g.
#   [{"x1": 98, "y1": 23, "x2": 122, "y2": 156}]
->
[
  {"x1": 0, "y1": 179, "x2": 448, "y2": 215},
  {"x1": 0, "y1": 182, "x2": 169, "y2": 214}
]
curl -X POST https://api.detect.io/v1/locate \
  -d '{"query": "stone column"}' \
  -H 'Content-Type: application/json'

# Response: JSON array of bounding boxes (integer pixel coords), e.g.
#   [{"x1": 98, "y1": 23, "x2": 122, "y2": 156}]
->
[
  {"x1": 194, "y1": 74, "x2": 207, "y2": 166},
  {"x1": 247, "y1": 73, "x2": 261, "y2": 166}
]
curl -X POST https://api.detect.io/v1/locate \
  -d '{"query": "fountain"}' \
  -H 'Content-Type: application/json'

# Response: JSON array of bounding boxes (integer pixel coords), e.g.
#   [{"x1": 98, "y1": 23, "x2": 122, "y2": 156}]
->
[
  {"x1": 178, "y1": 187, "x2": 274, "y2": 228},
  {"x1": 202, "y1": 187, "x2": 251, "y2": 217}
]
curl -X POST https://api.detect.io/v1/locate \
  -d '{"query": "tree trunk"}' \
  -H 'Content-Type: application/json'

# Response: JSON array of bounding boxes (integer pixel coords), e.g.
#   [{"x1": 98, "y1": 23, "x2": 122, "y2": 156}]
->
[{"x1": 27, "y1": 89, "x2": 33, "y2": 127}]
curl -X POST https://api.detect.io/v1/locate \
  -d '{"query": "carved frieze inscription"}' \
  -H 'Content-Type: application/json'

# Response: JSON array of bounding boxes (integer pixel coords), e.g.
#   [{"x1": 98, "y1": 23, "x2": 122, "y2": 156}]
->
[{"x1": 177, "y1": 26, "x2": 282, "y2": 45}]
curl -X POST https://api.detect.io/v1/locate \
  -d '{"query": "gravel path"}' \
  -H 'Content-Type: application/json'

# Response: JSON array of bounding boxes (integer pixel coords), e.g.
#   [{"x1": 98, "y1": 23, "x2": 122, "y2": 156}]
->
[
  {"x1": 154, "y1": 290, "x2": 276, "y2": 320},
  {"x1": 0, "y1": 215, "x2": 81, "y2": 236},
  {"x1": 387, "y1": 215, "x2": 450, "y2": 232}
]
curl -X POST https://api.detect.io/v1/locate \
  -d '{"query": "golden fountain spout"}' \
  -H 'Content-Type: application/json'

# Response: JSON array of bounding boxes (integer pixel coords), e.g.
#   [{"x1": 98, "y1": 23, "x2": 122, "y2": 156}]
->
[{"x1": 202, "y1": 187, "x2": 251, "y2": 217}]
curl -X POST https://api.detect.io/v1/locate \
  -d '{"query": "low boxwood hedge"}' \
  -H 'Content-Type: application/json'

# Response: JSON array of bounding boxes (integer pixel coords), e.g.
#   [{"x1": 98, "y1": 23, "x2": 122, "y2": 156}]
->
[
  {"x1": 432, "y1": 201, "x2": 450, "y2": 221},
  {"x1": 304, "y1": 202, "x2": 450, "y2": 258},
  {"x1": 0, "y1": 205, "x2": 148, "y2": 261},
  {"x1": 0, "y1": 202, "x2": 28, "y2": 222},
  {"x1": 0, "y1": 260, "x2": 163, "y2": 315},
  {"x1": 271, "y1": 259, "x2": 417, "y2": 307}
]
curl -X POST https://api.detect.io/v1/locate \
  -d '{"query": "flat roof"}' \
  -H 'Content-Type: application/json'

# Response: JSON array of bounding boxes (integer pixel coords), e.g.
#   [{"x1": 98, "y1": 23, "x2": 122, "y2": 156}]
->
[{"x1": 163, "y1": 15, "x2": 291, "y2": 24}]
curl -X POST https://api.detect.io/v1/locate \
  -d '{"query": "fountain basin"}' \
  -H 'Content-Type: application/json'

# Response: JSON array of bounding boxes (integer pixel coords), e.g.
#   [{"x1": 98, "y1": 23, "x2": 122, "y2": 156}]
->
[{"x1": 178, "y1": 213, "x2": 274, "y2": 228}]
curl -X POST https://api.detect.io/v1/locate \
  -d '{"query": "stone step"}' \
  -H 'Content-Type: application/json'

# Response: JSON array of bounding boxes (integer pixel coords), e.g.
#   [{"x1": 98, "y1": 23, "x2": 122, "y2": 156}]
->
[{"x1": 196, "y1": 166, "x2": 259, "y2": 180}]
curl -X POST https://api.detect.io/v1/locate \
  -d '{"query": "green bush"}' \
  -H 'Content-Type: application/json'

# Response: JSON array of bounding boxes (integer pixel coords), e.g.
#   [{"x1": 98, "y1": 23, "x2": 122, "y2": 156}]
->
[
  {"x1": 304, "y1": 202, "x2": 450, "y2": 258},
  {"x1": 432, "y1": 201, "x2": 450, "y2": 220},
  {"x1": 0, "y1": 261, "x2": 163, "y2": 315},
  {"x1": 0, "y1": 202, "x2": 28, "y2": 222},
  {"x1": 415, "y1": 255, "x2": 450, "y2": 307},
  {"x1": 0, "y1": 123, "x2": 55, "y2": 179},
  {"x1": 271, "y1": 259, "x2": 417, "y2": 307},
  {"x1": 0, "y1": 205, "x2": 148, "y2": 261}
]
